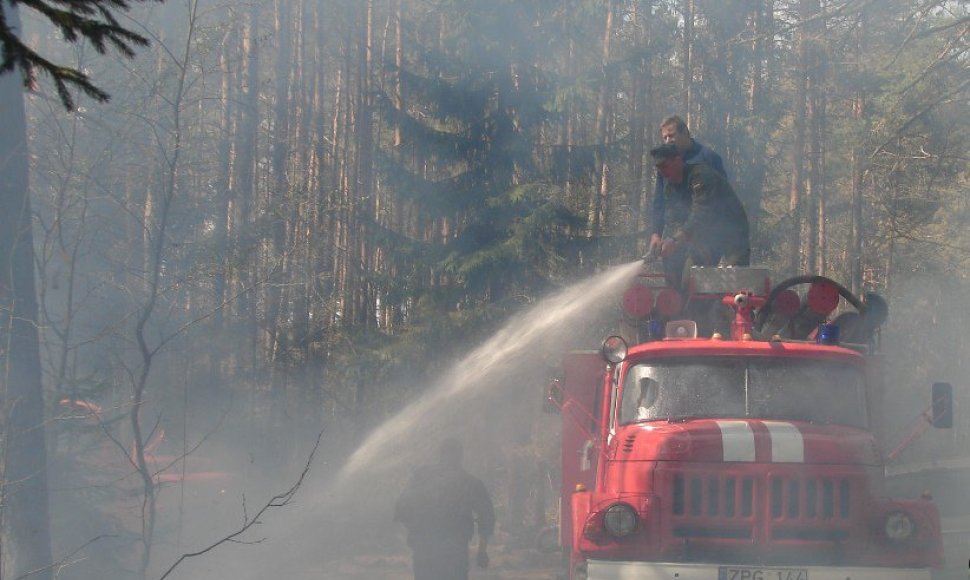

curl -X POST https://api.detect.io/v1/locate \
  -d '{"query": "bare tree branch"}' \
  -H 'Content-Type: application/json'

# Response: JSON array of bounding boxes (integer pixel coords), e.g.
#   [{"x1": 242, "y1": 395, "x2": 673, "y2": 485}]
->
[
  {"x1": 156, "y1": 430, "x2": 325, "y2": 580},
  {"x1": 13, "y1": 534, "x2": 116, "y2": 580}
]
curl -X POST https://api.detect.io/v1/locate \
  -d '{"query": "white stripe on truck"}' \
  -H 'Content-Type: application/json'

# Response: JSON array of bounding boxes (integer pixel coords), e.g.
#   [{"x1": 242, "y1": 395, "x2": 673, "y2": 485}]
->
[
  {"x1": 715, "y1": 420, "x2": 756, "y2": 462},
  {"x1": 763, "y1": 421, "x2": 805, "y2": 463}
]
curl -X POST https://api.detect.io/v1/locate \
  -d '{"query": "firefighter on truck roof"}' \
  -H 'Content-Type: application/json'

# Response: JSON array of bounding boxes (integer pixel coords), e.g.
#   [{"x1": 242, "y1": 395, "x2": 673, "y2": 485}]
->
[{"x1": 649, "y1": 141, "x2": 750, "y2": 289}]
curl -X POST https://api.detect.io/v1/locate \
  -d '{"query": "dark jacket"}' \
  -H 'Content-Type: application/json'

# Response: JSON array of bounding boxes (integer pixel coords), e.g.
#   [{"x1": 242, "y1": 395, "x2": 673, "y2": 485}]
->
[
  {"x1": 651, "y1": 140, "x2": 727, "y2": 236},
  {"x1": 661, "y1": 162, "x2": 748, "y2": 250},
  {"x1": 393, "y1": 463, "x2": 495, "y2": 545}
]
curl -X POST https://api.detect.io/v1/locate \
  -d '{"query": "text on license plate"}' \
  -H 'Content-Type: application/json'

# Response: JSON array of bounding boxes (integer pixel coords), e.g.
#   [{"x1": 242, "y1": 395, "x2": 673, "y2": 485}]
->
[{"x1": 718, "y1": 567, "x2": 808, "y2": 580}]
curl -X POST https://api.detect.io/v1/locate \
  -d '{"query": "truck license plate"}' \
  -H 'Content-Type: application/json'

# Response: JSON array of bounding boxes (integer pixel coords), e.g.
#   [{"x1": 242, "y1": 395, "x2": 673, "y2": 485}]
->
[{"x1": 718, "y1": 567, "x2": 808, "y2": 580}]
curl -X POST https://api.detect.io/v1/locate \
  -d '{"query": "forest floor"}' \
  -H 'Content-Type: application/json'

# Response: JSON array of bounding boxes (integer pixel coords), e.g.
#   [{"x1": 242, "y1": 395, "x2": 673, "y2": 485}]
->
[{"x1": 302, "y1": 539, "x2": 563, "y2": 579}]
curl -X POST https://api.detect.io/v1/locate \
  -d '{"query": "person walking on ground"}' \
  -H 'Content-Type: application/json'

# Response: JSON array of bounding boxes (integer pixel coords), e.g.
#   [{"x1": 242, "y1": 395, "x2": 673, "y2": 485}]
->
[
  {"x1": 394, "y1": 438, "x2": 495, "y2": 580},
  {"x1": 649, "y1": 142, "x2": 750, "y2": 288}
]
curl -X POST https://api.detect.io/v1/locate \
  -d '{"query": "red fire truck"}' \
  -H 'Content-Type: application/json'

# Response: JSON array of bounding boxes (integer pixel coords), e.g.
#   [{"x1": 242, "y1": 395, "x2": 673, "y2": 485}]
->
[{"x1": 548, "y1": 266, "x2": 951, "y2": 580}]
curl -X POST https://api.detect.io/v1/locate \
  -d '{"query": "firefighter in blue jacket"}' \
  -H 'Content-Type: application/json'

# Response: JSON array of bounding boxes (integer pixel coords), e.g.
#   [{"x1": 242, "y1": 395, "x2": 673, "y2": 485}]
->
[{"x1": 650, "y1": 142, "x2": 750, "y2": 288}]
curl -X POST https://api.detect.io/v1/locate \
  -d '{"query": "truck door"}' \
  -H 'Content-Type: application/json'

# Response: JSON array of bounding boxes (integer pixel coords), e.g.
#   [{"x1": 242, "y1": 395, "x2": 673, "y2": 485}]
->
[{"x1": 558, "y1": 351, "x2": 606, "y2": 550}]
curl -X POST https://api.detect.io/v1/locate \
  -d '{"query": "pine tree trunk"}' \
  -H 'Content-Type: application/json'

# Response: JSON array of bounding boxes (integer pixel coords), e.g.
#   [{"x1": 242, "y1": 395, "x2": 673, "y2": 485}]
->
[
  {"x1": 268, "y1": 0, "x2": 294, "y2": 364},
  {"x1": 587, "y1": 0, "x2": 616, "y2": 239},
  {"x1": 682, "y1": 0, "x2": 695, "y2": 121},
  {"x1": 788, "y1": 0, "x2": 817, "y2": 274},
  {"x1": 738, "y1": 0, "x2": 773, "y2": 244},
  {"x1": 849, "y1": 7, "x2": 868, "y2": 295},
  {"x1": 215, "y1": 24, "x2": 236, "y2": 325},
  {"x1": 236, "y1": 1, "x2": 261, "y2": 321},
  {"x1": 627, "y1": 2, "x2": 649, "y2": 250},
  {"x1": 0, "y1": 7, "x2": 53, "y2": 577},
  {"x1": 355, "y1": 0, "x2": 375, "y2": 327},
  {"x1": 811, "y1": 91, "x2": 827, "y2": 274}
]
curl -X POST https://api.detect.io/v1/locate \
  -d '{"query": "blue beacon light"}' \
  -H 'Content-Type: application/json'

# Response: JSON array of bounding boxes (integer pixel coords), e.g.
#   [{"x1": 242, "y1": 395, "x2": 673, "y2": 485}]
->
[{"x1": 816, "y1": 322, "x2": 840, "y2": 345}]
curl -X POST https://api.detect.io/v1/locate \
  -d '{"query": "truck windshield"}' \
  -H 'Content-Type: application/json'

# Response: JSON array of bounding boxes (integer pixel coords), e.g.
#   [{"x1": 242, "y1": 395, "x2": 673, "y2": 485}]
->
[{"x1": 619, "y1": 357, "x2": 867, "y2": 428}]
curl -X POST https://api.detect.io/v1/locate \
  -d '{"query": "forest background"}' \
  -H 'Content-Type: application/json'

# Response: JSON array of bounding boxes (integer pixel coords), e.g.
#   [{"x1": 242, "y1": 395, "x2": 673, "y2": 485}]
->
[{"x1": 1, "y1": 0, "x2": 969, "y2": 579}]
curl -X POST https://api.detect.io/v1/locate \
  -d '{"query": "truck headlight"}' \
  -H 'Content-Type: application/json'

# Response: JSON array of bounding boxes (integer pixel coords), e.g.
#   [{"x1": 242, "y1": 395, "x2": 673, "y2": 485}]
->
[
  {"x1": 603, "y1": 503, "x2": 638, "y2": 538},
  {"x1": 884, "y1": 511, "x2": 915, "y2": 541}
]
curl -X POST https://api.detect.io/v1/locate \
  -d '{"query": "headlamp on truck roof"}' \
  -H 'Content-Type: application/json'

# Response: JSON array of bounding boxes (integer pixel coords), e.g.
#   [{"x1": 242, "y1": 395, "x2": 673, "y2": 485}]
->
[
  {"x1": 603, "y1": 503, "x2": 638, "y2": 538},
  {"x1": 884, "y1": 511, "x2": 915, "y2": 541},
  {"x1": 601, "y1": 336, "x2": 628, "y2": 364}
]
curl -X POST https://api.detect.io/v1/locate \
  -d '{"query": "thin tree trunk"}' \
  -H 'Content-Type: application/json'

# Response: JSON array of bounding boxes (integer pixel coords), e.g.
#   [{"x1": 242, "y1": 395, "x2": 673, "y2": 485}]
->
[
  {"x1": 802, "y1": 0, "x2": 823, "y2": 274},
  {"x1": 236, "y1": 1, "x2": 261, "y2": 320},
  {"x1": 0, "y1": 6, "x2": 53, "y2": 578},
  {"x1": 336, "y1": 24, "x2": 354, "y2": 325},
  {"x1": 131, "y1": 4, "x2": 202, "y2": 572},
  {"x1": 355, "y1": 0, "x2": 375, "y2": 327},
  {"x1": 849, "y1": 7, "x2": 868, "y2": 295},
  {"x1": 315, "y1": 1, "x2": 334, "y2": 311},
  {"x1": 564, "y1": 36, "x2": 575, "y2": 201},
  {"x1": 268, "y1": 0, "x2": 294, "y2": 364},
  {"x1": 788, "y1": 0, "x2": 817, "y2": 274},
  {"x1": 683, "y1": 0, "x2": 695, "y2": 123},
  {"x1": 393, "y1": 0, "x2": 403, "y2": 149},
  {"x1": 739, "y1": 0, "x2": 773, "y2": 244},
  {"x1": 587, "y1": 0, "x2": 616, "y2": 239},
  {"x1": 628, "y1": 2, "x2": 649, "y2": 250},
  {"x1": 215, "y1": 25, "x2": 236, "y2": 325},
  {"x1": 812, "y1": 92, "x2": 827, "y2": 274}
]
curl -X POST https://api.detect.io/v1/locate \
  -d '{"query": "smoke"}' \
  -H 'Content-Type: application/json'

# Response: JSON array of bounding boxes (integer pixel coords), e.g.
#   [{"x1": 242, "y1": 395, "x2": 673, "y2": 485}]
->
[
  {"x1": 337, "y1": 261, "x2": 642, "y2": 484},
  {"x1": 879, "y1": 273, "x2": 970, "y2": 580},
  {"x1": 133, "y1": 261, "x2": 642, "y2": 579}
]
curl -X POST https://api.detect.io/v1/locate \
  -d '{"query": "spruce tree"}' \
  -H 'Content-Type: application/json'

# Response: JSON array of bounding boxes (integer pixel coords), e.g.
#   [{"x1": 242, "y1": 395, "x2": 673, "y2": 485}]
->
[
  {"x1": 0, "y1": 0, "x2": 156, "y2": 108},
  {"x1": 378, "y1": 0, "x2": 578, "y2": 317}
]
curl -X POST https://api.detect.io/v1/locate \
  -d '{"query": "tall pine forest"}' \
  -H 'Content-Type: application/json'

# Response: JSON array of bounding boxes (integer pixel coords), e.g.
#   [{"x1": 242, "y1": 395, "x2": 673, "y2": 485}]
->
[{"x1": 2, "y1": 0, "x2": 969, "y2": 578}]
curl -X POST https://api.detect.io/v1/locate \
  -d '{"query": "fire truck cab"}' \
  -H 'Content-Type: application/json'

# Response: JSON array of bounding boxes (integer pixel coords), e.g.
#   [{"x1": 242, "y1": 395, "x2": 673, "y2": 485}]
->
[{"x1": 548, "y1": 266, "x2": 949, "y2": 580}]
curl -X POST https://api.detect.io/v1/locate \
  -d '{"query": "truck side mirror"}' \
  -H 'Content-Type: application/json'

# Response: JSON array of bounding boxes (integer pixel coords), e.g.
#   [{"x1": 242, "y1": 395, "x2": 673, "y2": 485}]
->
[{"x1": 931, "y1": 382, "x2": 952, "y2": 429}]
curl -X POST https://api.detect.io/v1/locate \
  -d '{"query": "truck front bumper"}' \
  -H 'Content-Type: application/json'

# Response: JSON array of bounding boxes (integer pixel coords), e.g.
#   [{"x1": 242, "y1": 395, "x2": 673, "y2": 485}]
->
[{"x1": 585, "y1": 560, "x2": 931, "y2": 580}]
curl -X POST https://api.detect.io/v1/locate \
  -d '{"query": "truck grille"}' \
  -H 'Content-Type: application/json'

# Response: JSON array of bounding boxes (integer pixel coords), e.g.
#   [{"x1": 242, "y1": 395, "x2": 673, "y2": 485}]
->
[
  {"x1": 672, "y1": 474, "x2": 755, "y2": 519},
  {"x1": 665, "y1": 468, "x2": 858, "y2": 543},
  {"x1": 769, "y1": 475, "x2": 851, "y2": 520},
  {"x1": 671, "y1": 473, "x2": 756, "y2": 539}
]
